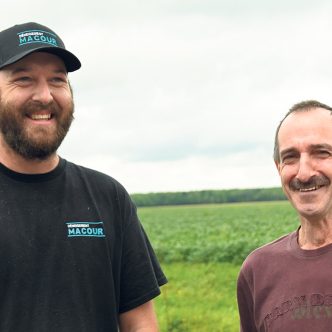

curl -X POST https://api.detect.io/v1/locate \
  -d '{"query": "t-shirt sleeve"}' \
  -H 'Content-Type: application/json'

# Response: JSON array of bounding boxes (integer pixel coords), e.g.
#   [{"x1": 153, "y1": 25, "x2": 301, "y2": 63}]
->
[
  {"x1": 237, "y1": 268, "x2": 257, "y2": 332},
  {"x1": 118, "y1": 197, "x2": 167, "y2": 313},
  {"x1": 140, "y1": 225, "x2": 168, "y2": 286}
]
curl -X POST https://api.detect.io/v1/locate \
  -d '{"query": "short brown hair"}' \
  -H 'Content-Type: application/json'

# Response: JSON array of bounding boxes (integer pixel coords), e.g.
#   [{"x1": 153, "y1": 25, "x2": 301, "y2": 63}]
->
[{"x1": 273, "y1": 100, "x2": 332, "y2": 162}]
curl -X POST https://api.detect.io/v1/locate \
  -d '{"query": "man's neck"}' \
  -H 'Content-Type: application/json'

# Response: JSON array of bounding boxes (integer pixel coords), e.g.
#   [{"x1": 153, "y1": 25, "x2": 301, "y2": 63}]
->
[
  {"x1": 298, "y1": 217, "x2": 332, "y2": 249},
  {"x1": 0, "y1": 139, "x2": 59, "y2": 174}
]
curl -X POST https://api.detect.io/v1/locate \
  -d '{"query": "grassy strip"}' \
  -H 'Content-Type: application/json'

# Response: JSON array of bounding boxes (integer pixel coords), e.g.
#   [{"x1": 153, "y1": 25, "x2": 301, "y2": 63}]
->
[{"x1": 155, "y1": 263, "x2": 240, "y2": 332}]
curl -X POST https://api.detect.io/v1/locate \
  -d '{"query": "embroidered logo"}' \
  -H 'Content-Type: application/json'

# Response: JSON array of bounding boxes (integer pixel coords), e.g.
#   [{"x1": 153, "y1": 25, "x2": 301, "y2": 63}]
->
[
  {"x1": 17, "y1": 29, "x2": 58, "y2": 47},
  {"x1": 65, "y1": 221, "x2": 106, "y2": 238},
  {"x1": 264, "y1": 293, "x2": 332, "y2": 328}
]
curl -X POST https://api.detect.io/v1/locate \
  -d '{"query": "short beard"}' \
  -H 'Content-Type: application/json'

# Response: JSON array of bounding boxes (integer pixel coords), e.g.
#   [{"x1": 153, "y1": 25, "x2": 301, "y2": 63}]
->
[{"x1": 0, "y1": 98, "x2": 74, "y2": 160}]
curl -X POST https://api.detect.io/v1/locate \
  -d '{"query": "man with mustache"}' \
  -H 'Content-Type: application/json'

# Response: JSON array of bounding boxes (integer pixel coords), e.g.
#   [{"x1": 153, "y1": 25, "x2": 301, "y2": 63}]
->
[
  {"x1": 0, "y1": 22, "x2": 166, "y2": 331},
  {"x1": 237, "y1": 100, "x2": 332, "y2": 331}
]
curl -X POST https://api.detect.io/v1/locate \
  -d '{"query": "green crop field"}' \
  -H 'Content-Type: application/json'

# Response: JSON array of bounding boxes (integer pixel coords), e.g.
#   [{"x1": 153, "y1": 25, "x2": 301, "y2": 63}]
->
[{"x1": 138, "y1": 201, "x2": 299, "y2": 331}]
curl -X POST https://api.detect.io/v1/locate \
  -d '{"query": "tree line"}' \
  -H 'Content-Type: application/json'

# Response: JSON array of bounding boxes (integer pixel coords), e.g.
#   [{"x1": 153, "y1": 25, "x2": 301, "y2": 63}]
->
[{"x1": 131, "y1": 187, "x2": 286, "y2": 207}]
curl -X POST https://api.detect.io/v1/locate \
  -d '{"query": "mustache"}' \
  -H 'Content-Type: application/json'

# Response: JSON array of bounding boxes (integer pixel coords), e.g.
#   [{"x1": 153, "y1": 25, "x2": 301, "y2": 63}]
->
[
  {"x1": 289, "y1": 175, "x2": 330, "y2": 191},
  {"x1": 22, "y1": 101, "x2": 61, "y2": 115}
]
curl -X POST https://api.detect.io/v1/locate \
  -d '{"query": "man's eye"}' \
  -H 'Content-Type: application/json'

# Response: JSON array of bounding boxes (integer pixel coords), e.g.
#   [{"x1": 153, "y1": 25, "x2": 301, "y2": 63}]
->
[
  {"x1": 282, "y1": 155, "x2": 297, "y2": 164},
  {"x1": 316, "y1": 150, "x2": 331, "y2": 158},
  {"x1": 16, "y1": 76, "x2": 31, "y2": 82},
  {"x1": 50, "y1": 77, "x2": 68, "y2": 85}
]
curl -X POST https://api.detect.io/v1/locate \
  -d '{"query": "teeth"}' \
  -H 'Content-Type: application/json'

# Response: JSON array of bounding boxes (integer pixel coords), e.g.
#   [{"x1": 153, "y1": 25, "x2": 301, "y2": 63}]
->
[
  {"x1": 299, "y1": 187, "x2": 318, "y2": 192},
  {"x1": 31, "y1": 114, "x2": 51, "y2": 120}
]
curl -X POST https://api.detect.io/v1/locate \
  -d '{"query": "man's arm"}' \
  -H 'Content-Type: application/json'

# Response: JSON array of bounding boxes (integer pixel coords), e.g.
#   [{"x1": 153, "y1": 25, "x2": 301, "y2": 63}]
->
[
  {"x1": 119, "y1": 300, "x2": 159, "y2": 332},
  {"x1": 237, "y1": 270, "x2": 257, "y2": 332}
]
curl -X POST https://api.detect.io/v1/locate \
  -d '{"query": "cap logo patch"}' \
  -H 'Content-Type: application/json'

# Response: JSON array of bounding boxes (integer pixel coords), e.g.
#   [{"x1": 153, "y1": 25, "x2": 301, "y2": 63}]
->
[{"x1": 17, "y1": 29, "x2": 58, "y2": 47}]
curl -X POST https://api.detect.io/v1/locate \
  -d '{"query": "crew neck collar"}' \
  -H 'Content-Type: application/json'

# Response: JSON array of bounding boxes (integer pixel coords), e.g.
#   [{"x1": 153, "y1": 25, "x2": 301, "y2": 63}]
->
[
  {"x1": 288, "y1": 228, "x2": 332, "y2": 258},
  {"x1": 0, "y1": 157, "x2": 66, "y2": 183}
]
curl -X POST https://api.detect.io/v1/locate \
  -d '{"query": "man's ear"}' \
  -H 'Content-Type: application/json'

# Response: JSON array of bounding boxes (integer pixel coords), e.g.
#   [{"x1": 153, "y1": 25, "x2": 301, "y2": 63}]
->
[{"x1": 274, "y1": 160, "x2": 281, "y2": 175}]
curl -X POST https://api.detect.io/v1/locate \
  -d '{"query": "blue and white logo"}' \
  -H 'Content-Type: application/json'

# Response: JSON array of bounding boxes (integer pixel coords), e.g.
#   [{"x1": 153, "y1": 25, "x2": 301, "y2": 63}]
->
[
  {"x1": 66, "y1": 221, "x2": 106, "y2": 238},
  {"x1": 17, "y1": 29, "x2": 58, "y2": 47}
]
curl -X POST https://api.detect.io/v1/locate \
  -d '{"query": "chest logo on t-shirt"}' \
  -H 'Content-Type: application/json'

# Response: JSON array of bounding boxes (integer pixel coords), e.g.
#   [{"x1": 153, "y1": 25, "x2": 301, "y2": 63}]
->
[
  {"x1": 65, "y1": 221, "x2": 106, "y2": 238},
  {"x1": 264, "y1": 293, "x2": 332, "y2": 329}
]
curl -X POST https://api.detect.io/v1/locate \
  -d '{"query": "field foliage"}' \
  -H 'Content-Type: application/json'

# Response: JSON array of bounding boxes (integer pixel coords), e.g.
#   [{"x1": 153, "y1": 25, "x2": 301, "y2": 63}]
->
[
  {"x1": 139, "y1": 201, "x2": 298, "y2": 265},
  {"x1": 138, "y1": 201, "x2": 300, "y2": 331}
]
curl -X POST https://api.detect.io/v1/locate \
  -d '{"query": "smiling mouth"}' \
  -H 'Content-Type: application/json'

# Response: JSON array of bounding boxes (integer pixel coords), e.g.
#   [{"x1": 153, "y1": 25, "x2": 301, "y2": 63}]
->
[
  {"x1": 299, "y1": 185, "x2": 323, "y2": 192},
  {"x1": 29, "y1": 114, "x2": 52, "y2": 121}
]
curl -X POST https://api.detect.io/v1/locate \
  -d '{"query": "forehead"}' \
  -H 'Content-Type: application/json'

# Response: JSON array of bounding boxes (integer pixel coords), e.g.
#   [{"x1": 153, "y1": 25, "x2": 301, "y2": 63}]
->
[
  {"x1": 0, "y1": 52, "x2": 67, "y2": 75},
  {"x1": 279, "y1": 108, "x2": 332, "y2": 148}
]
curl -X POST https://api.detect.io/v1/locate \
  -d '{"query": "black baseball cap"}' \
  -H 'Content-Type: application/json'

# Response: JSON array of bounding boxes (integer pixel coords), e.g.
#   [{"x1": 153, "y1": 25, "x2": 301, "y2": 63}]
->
[{"x1": 0, "y1": 22, "x2": 81, "y2": 72}]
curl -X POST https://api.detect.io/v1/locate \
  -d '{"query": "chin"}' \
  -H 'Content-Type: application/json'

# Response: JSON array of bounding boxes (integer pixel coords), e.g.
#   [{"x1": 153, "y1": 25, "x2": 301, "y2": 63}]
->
[{"x1": 298, "y1": 208, "x2": 325, "y2": 221}]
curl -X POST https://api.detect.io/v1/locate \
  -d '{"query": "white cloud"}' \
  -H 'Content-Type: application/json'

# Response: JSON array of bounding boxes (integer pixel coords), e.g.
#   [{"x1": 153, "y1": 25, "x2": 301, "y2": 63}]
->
[{"x1": 2, "y1": 1, "x2": 332, "y2": 192}]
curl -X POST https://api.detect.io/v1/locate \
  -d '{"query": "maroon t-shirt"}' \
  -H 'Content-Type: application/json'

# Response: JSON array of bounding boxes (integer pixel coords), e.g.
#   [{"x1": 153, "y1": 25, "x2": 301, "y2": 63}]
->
[{"x1": 237, "y1": 230, "x2": 332, "y2": 331}]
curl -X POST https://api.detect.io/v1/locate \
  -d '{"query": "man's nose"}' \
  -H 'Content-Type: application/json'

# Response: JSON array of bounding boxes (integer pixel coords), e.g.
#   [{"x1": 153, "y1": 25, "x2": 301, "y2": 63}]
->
[
  {"x1": 296, "y1": 156, "x2": 316, "y2": 182},
  {"x1": 31, "y1": 80, "x2": 53, "y2": 105}
]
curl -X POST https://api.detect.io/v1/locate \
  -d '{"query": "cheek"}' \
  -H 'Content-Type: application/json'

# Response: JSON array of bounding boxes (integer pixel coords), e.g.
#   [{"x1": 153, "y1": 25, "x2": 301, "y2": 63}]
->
[
  {"x1": 54, "y1": 91, "x2": 73, "y2": 108},
  {"x1": 1, "y1": 93, "x2": 30, "y2": 109},
  {"x1": 279, "y1": 168, "x2": 295, "y2": 186}
]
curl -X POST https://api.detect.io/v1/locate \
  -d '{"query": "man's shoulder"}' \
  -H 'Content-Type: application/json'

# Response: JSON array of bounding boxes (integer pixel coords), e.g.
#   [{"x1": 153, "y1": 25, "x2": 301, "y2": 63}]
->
[
  {"x1": 65, "y1": 160, "x2": 120, "y2": 182},
  {"x1": 64, "y1": 159, "x2": 129, "y2": 195},
  {"x1": 252, "y1": 232, "x2": 293, "y2": 255},
  {"x1": 241, "y1": 231, "x2": 295, "y2": 272}
]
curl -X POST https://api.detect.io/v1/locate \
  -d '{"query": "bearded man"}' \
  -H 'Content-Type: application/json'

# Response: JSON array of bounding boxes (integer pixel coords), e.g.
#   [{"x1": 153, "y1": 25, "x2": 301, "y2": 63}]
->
[{"x1": 0, "y1": 22, "x2": 166, "y2": 332}]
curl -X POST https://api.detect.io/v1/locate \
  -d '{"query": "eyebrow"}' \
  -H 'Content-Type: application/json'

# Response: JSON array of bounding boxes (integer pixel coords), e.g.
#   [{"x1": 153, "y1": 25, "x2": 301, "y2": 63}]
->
[
  {"x1": 280, "y1": 143, "x2": 332, "y2": 158},
  {"x1": 9, "y1": 67, "x2": 67, "y2": 75},
  {"x1": 310, "y1": 143, "x2": 332, "y2": 151},
  {"x1": 279, "y1": 147, "x2": 298, "y2": 159},
  {"x1": 10, "y1": 67, "x2": 31, "y2": 75}
]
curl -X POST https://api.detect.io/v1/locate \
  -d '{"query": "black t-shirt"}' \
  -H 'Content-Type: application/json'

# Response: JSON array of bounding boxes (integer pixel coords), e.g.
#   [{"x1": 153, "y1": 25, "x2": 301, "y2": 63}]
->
[{"x1": 0, "y1": 158, "x2": 167, "y2": 332}]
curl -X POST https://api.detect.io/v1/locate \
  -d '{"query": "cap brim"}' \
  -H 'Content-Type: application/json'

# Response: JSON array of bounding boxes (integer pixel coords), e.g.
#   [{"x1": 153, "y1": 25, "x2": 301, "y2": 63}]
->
[{"x1": 0, "y1": 46, "x2": 81, "y2": 72}]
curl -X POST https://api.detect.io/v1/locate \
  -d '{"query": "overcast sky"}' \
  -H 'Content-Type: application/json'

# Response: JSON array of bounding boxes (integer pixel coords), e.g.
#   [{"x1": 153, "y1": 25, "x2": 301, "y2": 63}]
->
[{"x1": 2, "y1": 1, "x2": 332, "y2": 193}]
